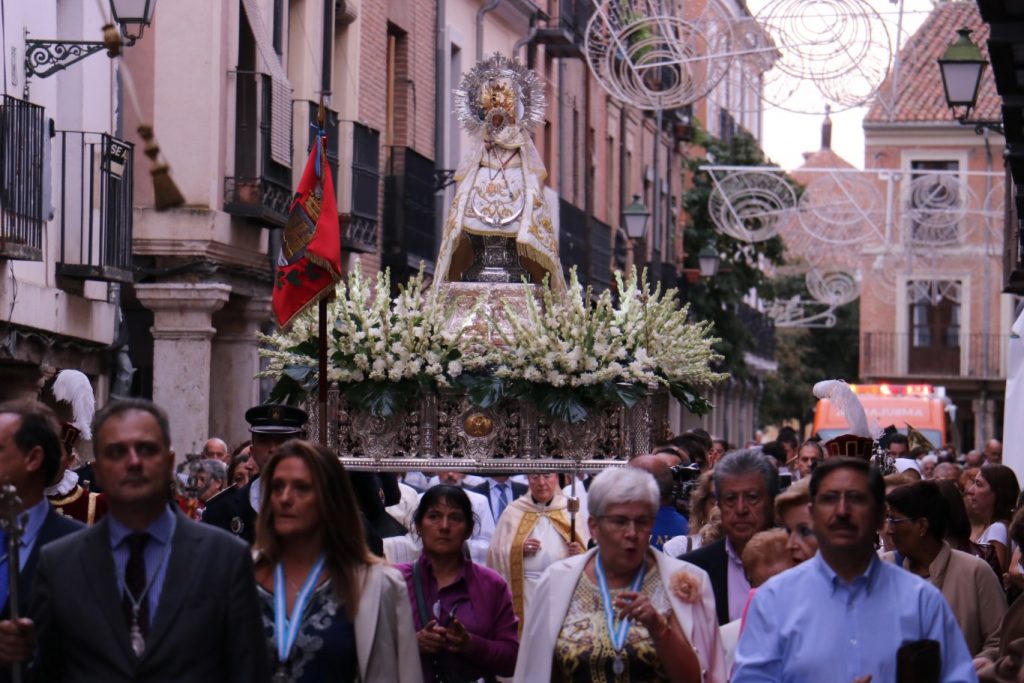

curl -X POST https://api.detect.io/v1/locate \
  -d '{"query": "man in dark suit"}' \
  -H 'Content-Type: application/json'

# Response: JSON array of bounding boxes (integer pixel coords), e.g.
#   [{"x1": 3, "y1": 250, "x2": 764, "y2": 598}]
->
[
  {"x1": 470, "y1": 474, "x2": 527, "y2": 526},
  {"x1": 0, "y1": 400, "x2": 84, "y2": 682},
  {"x1": 0, "y1": 399, "x2": 269, "y2": 683},
  {"x1": 680, "y1": 449, "x2": 778, "y2": 625}
]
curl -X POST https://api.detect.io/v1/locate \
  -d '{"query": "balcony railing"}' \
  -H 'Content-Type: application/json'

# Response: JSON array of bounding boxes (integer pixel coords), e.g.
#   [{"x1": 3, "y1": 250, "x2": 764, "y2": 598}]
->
[
  {"x1": 344, "y1": 122, "x2": 380, "y2": 254},
  {"x1": 383, "y1": 146, "x2": 435, "y2": 267},
  {"x1": 534, "y1": 0, "x2": 594, "y2": 57},
  {"x1": 861, "y1": 332, "x2": 1005, "y2": 380},
  {"x1": 224, "y1": 70, "x2": 292, "y2": 227},
  {"x1": 55, "y1": 131, "x2": 134, "y2": 283},
  {"x1": 737, "y1": 303, "x2": 776, "y2": 362},
  {"x1": 0, "y1": 95, "x2": 45, "y2": 260}
]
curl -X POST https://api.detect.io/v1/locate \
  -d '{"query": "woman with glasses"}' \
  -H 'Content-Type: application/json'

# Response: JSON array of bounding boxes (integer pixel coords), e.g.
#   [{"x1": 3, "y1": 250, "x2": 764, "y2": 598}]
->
[
  {"x1": 488, "y1": 472, "x2": 589, "y2": 625},
  {"x1": 396, "y1": 485, "x2": 519, "y2": 682},
  {"x1": 884, "y1": 480, "x2": 1006, "y2": 655},
  {"x1": 253, "y1": 440, "x2": 422, "y2": 682},
  {"x1": 514, "y1": 467, "x2": 725, "y2": 683}
]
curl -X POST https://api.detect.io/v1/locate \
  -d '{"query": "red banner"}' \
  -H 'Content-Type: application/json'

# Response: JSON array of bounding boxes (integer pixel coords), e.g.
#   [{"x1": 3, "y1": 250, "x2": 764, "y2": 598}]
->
[{"x1": 272, "y1": 136, "x2": 342, "y2": 327}]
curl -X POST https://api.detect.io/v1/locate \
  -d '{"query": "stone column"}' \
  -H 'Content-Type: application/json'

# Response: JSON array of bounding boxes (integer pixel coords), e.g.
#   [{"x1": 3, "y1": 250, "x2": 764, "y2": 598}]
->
[
  {"x1": 210, "y1": 296, "x2": 273, "y2": 450},
  {"x1": 134, "y1": 283, "x2": 231, "y2": 461}
]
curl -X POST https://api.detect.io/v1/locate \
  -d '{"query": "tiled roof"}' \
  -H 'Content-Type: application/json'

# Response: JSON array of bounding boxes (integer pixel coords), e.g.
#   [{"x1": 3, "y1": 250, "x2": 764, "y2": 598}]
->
[
  {"x1": 864, "y1": 2, "x2": 1001, "y2": 124},
  {"x1": 790, "y1": 147, "x2": 856, "y2": 185}
]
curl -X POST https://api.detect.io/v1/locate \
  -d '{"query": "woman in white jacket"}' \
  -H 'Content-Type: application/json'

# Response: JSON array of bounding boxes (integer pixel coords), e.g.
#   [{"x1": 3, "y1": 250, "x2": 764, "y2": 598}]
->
[
  {"x1": 515, "y1": 467, "x2": 725, "y2": 683},
  {"x1": 253, "y1": 440, "x2": 422, "y2": 683}
]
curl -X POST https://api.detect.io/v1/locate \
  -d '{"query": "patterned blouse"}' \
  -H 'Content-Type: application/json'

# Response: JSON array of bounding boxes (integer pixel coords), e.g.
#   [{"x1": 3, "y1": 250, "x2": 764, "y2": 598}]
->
[
  {"x1": 553, "y1": 565, "x2": 671, "y2": 683},
  {"x1": 257, "y1": 581, "x2": 357, "y2": 683}
]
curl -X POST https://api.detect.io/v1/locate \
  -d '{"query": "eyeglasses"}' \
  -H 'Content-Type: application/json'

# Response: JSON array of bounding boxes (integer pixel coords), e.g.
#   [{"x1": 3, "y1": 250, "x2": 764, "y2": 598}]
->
[
  {"x1": 885, "y1": 516, "x2": 915, "y2": 526},
  {"x1": 814, "y1": 491, "x2": 872, "y2": 508},
  {"x1": 598, "y1": 515, "x2": 654, "y2": 533}
]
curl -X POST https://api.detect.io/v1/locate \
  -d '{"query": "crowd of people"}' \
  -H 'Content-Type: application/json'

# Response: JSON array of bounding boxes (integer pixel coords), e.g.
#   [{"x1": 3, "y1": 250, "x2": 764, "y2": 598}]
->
[{"x1": 0, "y1": 396, "x2": 1020, "y2": 681}]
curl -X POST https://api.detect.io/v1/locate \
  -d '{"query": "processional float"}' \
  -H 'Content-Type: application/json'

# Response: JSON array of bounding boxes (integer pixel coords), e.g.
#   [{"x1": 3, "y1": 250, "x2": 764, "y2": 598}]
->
[{"x1": 260, "y1": 55, "x2": 726, "y2": 476}]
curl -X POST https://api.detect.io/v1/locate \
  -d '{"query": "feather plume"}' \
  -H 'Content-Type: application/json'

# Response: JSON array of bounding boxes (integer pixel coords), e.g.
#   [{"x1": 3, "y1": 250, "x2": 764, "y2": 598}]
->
[
  {"x1": 51, "y1": 370, "x2": 96, "y2": 441},
  {"x1": 812, "y1": 380, "x2": 876, "y2": 439}
]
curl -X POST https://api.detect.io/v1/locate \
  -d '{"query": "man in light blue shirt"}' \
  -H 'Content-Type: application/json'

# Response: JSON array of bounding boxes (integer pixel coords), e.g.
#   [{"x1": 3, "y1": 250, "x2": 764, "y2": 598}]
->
[{"x1": 733, "y1": 457, "x2": 977, "y2": 683}]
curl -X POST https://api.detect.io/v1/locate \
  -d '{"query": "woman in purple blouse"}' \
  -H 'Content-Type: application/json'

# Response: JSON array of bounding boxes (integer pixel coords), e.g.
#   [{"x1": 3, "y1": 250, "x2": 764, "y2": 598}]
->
[{"x1": 396, "y1": 484, "x2": 520, "y2": 682}]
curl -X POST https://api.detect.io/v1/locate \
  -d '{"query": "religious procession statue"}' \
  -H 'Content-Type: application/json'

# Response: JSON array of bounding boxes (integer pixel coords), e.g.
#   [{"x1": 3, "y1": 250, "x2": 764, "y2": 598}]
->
[{"x1": 435, "y1": 53, "x2": 564, "y2": 292}]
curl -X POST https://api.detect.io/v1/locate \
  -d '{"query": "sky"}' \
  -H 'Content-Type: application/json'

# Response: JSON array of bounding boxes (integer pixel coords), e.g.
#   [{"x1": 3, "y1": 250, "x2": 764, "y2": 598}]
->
[{"x1": 749, "y1": 0, "x2": 938, "y2": 170}]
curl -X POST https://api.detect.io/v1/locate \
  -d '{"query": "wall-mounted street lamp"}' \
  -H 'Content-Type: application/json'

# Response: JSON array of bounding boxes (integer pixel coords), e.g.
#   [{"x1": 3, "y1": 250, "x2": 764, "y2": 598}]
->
[
  {"x1": 698, "y1": 244, "x2": 720, "y2": 278},
  {"x1": 622, "y1": 195, "x2": 651, "y2": 241},
  {"x1": 937, "y1": 28, "x2": 1004, "y2": 136},
  {"x1": 25, "y1": 0, "x2": 158, "y2": 81}
]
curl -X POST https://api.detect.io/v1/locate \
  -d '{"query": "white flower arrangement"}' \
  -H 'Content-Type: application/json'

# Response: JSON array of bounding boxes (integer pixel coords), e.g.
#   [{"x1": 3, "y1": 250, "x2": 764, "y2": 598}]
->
[
  {"x1": 258, "y1": 263, "x2": 726, "y2": 421},
  {"x1": 258, "y1": 263, "x2": 467, "y2": 415}
]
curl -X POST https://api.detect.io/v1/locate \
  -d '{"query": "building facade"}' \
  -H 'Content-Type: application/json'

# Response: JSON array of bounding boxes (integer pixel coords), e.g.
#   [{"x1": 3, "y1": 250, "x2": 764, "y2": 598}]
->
[{"x1": 860, "y1": 2, "x2": 1011, "y2": 452}]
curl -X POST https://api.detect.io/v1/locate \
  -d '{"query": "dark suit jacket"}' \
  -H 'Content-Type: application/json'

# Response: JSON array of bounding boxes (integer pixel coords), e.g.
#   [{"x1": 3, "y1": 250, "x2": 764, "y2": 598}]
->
[
  {"x1": 470, "y1": 480, "x2": 528, "y2": 524},
  {"x1": 679, "y1": 537, "x2": 730, "y2": 625},
  {"x1": 30, "y1": 512, "x2": 270, "y2": 683},
  {"x1": 0, "y1": 507, "x2": 82, "y2": 683}
]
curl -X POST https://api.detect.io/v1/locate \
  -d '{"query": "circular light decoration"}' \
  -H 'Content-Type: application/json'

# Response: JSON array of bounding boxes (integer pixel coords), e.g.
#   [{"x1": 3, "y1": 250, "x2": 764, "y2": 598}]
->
[
  {"x1": 708, "y1": 170, "x2": 797, "y2": 242},
  {"x1": 806, "y1": 268, "x2": 861, "y2": 307},
  {"x1": 797, "y1": 172, "x2": 883, "y2": 245},
  {"x1": 903, "y1": 172, "x2": 975, "y2": 247},
  {"x1": 585, "y1": 0, "x2": 735, "y2": 110},
  {"x1": 715, "y1": 0, "x2": 894, "y2": 115}
]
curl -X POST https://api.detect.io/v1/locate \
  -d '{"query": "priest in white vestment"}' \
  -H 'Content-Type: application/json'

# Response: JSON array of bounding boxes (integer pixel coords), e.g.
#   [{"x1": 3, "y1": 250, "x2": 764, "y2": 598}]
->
[{"x1": 487, "y1": 473, "x2": 589, "y2": 627}]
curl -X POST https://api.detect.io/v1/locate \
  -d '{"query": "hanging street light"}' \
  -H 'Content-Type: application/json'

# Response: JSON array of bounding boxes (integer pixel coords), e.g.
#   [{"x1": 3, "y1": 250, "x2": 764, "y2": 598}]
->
[
  {"x1": 937, "y1": 27, "x2": 1004, "y2": 136},
  {"x1": 698, "y1": 244, "x2": 720, "y2": 278}
]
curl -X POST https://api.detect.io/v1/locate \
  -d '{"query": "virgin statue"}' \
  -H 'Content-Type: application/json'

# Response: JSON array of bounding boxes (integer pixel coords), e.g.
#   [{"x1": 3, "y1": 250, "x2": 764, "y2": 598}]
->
[{"x1": 435, "y1": 53, "x2": 564, "y2": 292}]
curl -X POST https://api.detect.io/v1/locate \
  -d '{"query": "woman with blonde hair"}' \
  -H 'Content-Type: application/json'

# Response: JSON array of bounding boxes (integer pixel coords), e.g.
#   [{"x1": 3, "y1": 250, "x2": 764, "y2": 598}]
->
[
  {"x1": 773, "y1": 479, "x2": 817, "y2": 564},
  {"x1": 254, "y1": 440, "x2": 422, "y2": 682},
  {"x1": 515, "y1": 467, "x2": 724, "y2": 682}
]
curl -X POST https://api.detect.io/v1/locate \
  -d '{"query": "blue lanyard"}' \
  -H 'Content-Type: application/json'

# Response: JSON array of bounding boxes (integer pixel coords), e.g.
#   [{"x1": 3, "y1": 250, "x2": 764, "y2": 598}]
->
[
  {"x1": 595, "y1": 554, "x2": 646, "y2": 654},
  {"x1": 273, "y1": 555, "x2": 326, "y2": 664}
]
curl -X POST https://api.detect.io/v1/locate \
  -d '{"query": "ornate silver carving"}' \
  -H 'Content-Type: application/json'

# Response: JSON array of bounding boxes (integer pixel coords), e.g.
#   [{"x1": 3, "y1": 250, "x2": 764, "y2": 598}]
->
[{"x1": 462, "y1": 235, "x2": 528, "y2": 284}]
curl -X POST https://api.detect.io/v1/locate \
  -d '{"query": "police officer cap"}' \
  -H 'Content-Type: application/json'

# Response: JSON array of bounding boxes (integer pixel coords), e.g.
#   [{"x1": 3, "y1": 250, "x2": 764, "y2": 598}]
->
[{"x1": 245, "y1": 404, "x2": 307, "y2": 436}]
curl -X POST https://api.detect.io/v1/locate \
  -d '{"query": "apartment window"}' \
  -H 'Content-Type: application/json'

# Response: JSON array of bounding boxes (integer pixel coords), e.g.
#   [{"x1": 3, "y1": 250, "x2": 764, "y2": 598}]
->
[
  {"x1": 272, "y1": 0, "x2": 284, "y2": 55},
  {"x1": 908, "y1": 160, "x2": 961, "y2": 245}
]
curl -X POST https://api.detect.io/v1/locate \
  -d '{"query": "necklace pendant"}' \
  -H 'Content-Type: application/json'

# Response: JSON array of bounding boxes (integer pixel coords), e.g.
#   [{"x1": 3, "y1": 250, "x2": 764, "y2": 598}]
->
[
  {"x1": 612, "y1": 654, "x2": 624, "y2": 676},
  {"x1": 129, "y1": 623, "x2": 146, "y2": 658}
]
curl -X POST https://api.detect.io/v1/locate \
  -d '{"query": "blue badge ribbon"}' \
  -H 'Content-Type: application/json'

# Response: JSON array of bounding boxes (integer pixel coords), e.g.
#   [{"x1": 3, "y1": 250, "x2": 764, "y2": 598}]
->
[
  {"x1": 273, "y1": 554, "x2": 326, "y2": 664},
  {"x1": 595, "y1": 554, "x2": 646, "y2": 654},
  {"x1": 309, "y1": 123, "x2": 325, "y2": 179}
]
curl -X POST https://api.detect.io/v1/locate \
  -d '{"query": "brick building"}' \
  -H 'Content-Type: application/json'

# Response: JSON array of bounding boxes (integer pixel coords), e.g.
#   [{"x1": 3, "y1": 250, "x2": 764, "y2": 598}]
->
[{"x1": 860, "y1": 1, "x2": 1010, "y2": 451}]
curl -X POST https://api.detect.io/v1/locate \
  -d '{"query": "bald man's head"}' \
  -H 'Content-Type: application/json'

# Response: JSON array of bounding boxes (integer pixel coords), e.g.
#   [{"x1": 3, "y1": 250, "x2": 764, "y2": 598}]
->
[
  {"x1": 629, "y1": 454, "x2": 673, "y2": 503},
  {"x1": 202, "y1": 438, "x2": 230, "y2": 465}
]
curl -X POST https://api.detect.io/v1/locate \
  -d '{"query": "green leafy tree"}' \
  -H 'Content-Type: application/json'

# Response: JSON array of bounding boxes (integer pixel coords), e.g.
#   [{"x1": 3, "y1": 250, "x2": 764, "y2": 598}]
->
[{"x1": 681, "y1": 129, "x2": 787, "y2": 378}]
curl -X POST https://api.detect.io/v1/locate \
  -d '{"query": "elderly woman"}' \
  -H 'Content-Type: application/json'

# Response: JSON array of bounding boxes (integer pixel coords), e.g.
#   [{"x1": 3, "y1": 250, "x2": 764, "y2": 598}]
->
[
  {"x1": 883, "y1": 481, "x2": 1006, "y2": 655},
  {"x1": 488, "y1": 472, "x2": 589, "y2": 624},
  {"x1": 514, "y1": 467, "x2": 725, "y2": 683},
  {"x1": 396, "y1": 485, "x2": 519, "y2": 682},
  {"x1": 773, "y1": 479, "x2": 817, "y2": 564}
]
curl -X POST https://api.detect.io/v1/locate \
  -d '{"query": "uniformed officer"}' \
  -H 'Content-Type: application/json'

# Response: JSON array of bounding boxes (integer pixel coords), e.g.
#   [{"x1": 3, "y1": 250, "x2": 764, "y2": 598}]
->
[
  {"x1": 202, "y1": 405, "x2": 387, "y2": 556},
  {"x1": 201, "y1": 404, "x2": 305, "y2": 544}
]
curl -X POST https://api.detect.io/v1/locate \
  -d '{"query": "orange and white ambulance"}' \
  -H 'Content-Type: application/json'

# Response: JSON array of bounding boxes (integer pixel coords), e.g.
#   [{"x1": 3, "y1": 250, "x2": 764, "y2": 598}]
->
[{"x1": 813, "y1": 383, "x2": 950, "y2": 448}]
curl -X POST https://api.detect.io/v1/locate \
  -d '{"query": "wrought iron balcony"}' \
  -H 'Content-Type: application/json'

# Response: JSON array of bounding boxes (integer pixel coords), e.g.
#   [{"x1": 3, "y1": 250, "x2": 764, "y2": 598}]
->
[
  {"x1": 861, "y1": 331, "x2": 1004, "y2": 380},
  {"x1": 55, "y1": 131, "x2": 134, "y2": 282},
  {"x1": 534, "y1": 0, "x2": 593, "y2": 58},
  {"x1": 383, "y1": 146, "x2": 436, "y2": 268},
  {"x1": 0, "y1": 95, "x2": 45, "y2": 261},
  {"x1": 344, "y1": 122, "x2": 381, "y2": 254},
  {"x1": 558, "y1": 199, "x2": 613, "y2": 292},
  {"x1": 224, "y1": 70, "x2": 292, "y2": 227}
]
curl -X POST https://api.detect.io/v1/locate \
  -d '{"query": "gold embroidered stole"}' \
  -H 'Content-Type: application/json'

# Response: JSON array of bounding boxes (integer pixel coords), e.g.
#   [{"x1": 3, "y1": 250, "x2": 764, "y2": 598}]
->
[{"x1": 509, "y1": 507, "x2": 573, "y2": 632}]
